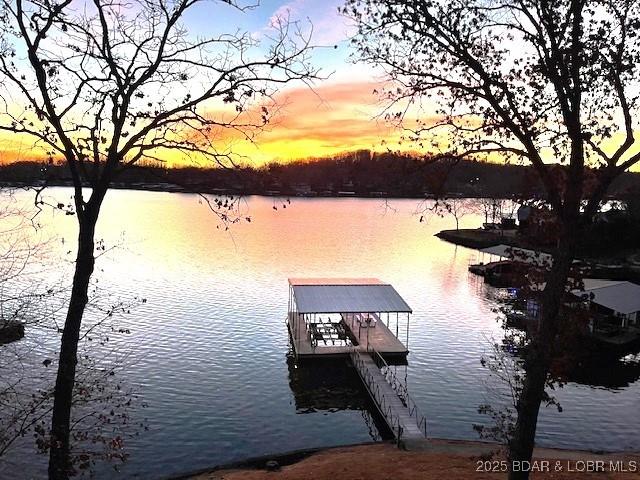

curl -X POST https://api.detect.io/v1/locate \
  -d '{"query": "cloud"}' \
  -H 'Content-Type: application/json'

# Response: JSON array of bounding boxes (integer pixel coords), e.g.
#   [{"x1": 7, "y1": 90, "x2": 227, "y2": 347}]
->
[
  {"x1": 263, "y1": 0, "x2": 352, "y2": 45},
  {"x1": 268, "y1": 0, "x2": 304, "y2": 28},
  {"x1": 196, "y1": 79, "x2": 409, "y2": 164}
]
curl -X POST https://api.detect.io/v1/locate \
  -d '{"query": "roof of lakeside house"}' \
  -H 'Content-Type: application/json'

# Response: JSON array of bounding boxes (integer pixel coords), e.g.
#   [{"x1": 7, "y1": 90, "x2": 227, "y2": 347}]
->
[
  {"x1": 572, "y1": 280, "x2": 640, "y2": 315},
  {"x1": 288, "y1": 278, "x2": 412, "y2": 314},
  {"x1": 480, "y1": 244, "x2": 553, "y2": 267},
  {"x1": 580, "y1": 279, "x2": 626, "y2": 290}
]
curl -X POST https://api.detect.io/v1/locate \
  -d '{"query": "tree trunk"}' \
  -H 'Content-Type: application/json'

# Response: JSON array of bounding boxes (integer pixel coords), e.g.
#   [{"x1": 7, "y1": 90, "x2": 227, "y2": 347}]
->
[
  {"x1": 508, "y1": 232, "x2": 577, "y2": 480},
  {"x1": 48, "y1": 211, "x2": 98, "y2": 480}
]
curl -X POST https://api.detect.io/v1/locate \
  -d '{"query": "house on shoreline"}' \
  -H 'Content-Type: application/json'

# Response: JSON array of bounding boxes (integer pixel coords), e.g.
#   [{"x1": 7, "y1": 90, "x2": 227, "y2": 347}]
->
[{"x1": 571, "y1": 279, "x2": 640, "y2": 330}]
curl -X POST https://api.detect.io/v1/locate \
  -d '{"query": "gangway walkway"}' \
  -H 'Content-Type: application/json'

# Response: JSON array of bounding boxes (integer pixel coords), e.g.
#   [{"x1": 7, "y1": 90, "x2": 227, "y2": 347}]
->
[{"x1": 350, "y1": 348, "x2": 427, "y2": 444}]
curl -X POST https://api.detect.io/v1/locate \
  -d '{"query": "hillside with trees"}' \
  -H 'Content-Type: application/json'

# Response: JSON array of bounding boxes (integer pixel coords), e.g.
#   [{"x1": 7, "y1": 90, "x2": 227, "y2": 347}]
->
[{"x1": 2, "y1": 150, "x2": 639, "y2": 199}]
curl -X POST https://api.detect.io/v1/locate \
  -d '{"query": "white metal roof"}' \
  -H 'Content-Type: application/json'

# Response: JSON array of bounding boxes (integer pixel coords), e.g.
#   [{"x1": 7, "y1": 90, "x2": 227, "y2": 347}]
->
[
  {"x1": 289, "y1": 278, "x2": 412, "y2": 314},
  {"x1": 288, "y1": 278, "x2": 384, "y2": 286},
  {"x1": 572, "y1": 280, "x2": 640, "y2": 315},
  {"x1": 580, "y1": 279, "x2": 626, "y2": 290},
  {"x1": 480, "y1": 244, "x2": 553, "y2": 267}
]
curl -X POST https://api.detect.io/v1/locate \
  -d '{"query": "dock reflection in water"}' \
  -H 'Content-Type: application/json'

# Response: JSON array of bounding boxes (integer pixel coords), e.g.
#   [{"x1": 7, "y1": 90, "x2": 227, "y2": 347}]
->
[{"x1": 286, "y1": 353, "x2": 395, "y2": 441}]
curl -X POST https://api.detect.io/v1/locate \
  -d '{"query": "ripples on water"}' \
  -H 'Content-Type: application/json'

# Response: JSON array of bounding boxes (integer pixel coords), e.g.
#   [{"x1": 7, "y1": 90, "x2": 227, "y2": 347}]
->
[{"x1": 1, "y1": 189, "x2": 639, "y2": 479}]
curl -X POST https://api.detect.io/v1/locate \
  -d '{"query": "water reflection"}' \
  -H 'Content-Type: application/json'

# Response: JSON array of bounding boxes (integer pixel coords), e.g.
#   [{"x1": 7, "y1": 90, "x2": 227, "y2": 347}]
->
[
  {"x1": 286, "y1": 355, "x2": 369, "y2": 413},
  {"x1": 1, "y1": 190, "x2": 639, "y2": 479},
  {"x1": 285, "y1": 353, "x2": 393, "y2": 441},
  {"x1": 487, "y1": 282, "x2": 640, "y2": 390},
  {"x1": 568, "y1": 356, "x2": 640, "y2": 389}
]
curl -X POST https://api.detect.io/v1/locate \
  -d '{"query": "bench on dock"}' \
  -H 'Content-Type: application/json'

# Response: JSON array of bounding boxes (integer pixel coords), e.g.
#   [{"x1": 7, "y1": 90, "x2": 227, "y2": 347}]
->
[
  {"x1": 308, "y1": 324, "x2": 324, "y2": 346},
  {"x1": 343, "y1": 312, "x2": 379, "y2": 328}
]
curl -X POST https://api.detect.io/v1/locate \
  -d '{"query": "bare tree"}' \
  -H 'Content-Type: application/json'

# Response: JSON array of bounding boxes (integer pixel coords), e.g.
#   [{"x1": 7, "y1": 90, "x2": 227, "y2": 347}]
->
[
  {"x1": 478, "y1": 198, "x2": 497, "y2": 226},
  {"x1": 478, "y1": 197, "x2": 512, "y2": 226},
  {"x1": 435, "y1": 197, "x2": 474, "y2": 231},
  {"x1": 0, "y1": 1, "x2": 317, "y2": 477},
  {"x1": 0, "y1": 190, "x2": 146, "y2": 477},
  {"x1": 345, "y1": 1, "x2": 640, "y2": 478}
]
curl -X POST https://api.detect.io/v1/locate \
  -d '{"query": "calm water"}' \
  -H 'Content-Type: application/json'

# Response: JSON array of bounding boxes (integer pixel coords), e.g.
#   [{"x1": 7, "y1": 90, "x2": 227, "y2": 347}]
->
[{"x1": 1, "y1": 190, "x2": 639, "y2": 479}]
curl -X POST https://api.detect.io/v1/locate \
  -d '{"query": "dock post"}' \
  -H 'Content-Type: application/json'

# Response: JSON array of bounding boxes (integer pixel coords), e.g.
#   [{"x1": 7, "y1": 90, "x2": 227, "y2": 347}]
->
[
  {"x1": 366, "y1": 319, "x2": 370, "y2": 350},
  {"x1": 406, "y1": 312, "x2": 409, "y2": 349}
]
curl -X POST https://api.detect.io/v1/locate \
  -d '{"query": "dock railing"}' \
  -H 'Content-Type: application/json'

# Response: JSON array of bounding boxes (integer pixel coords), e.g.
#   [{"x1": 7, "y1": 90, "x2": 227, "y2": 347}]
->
[
  {"x1": 368, "y1": 347, "x2": 428, "y2": 438},
  {"x1": 349, "y1": 349, "x2": 404, "y2": 443}
]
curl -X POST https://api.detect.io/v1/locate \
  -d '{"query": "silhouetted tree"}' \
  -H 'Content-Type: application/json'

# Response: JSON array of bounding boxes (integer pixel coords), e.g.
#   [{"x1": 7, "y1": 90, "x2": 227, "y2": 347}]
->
[
  {"x1": 345, "y1": 1, "x2": 640, "y2": 478},
  {"x1": 436, "y1": 197, "x2": 474, "y2": 230},
  {"x1": 0, "y1": 1, "x2": 317, "y2": 477}
]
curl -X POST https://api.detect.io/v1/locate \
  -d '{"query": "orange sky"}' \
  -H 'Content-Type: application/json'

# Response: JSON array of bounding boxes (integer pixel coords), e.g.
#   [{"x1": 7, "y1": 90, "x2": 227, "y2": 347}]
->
[
  {"x1": 204, "y1": 80, "x2": 404, "y2": 167},
  {"x1": 0, "y1": 79, "x2": 404, "y2": 168},
  {"x1": 3, "y1": 78, "x2": 640, "y2": 172}
]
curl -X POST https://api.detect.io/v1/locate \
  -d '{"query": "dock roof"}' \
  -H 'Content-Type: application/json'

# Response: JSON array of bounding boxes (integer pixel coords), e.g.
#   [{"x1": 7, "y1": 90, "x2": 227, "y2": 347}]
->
[
  {"x1": 288, "y1": 278, "x2": 385, "y2": 286},
  {"x1": 289, "y1": 278, "x2": 412, "y2": 314}
]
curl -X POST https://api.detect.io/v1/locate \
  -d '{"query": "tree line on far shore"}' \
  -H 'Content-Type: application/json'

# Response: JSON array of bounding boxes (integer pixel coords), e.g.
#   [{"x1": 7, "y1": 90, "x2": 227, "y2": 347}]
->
[{"x1": 2, "y1": 150, "x2": 640, "y2": 200}]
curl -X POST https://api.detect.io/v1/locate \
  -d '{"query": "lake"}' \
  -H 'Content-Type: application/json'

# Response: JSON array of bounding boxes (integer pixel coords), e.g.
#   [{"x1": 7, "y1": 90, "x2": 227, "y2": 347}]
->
[{"x1": 1, "y1": 189, "x2": 639, "y2": 479}]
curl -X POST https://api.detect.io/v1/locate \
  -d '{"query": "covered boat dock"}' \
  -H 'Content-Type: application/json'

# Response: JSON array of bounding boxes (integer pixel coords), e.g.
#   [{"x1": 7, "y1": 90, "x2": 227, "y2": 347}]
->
[
  {"x1": 286, "y1": 278, "x2": 412, "y2": 359},
  {"x1": 285, "y1": 278, "x2": 428, "y2": 443}
]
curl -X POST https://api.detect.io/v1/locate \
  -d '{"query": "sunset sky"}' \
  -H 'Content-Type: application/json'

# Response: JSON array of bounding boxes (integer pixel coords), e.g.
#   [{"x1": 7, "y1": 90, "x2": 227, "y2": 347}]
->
[
  {"x1": 1, "y1": 0, "x2": 639, "y2": 170},
  {"x1": 0, "y1": 0, "x2": 403, "y2": 167},
  {"x1": 175, "y1": 0, "x2": 399, "y2": 165}
]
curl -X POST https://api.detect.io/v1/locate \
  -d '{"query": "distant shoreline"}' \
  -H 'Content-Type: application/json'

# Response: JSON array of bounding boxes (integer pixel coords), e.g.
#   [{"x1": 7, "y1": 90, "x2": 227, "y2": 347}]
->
[
  {"x1": 2, "y1": 154, "x2": 639, "y2": 201},
  {"x1": 0, "y1": 180, "x2": 470, "y2": 199},
  {"x1": 3, "y1": 180, "x2": 631, "y2": 202}
]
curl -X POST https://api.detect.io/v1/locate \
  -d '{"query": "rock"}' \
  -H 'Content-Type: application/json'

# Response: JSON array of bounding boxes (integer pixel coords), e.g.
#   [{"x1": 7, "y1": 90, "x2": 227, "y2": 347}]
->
[
  {"x1": 0, "y1": 320, "x2": 25, "y2": 345},
  {"x1": 265, "y1": 460, "x2": 280, "y2": 471}
]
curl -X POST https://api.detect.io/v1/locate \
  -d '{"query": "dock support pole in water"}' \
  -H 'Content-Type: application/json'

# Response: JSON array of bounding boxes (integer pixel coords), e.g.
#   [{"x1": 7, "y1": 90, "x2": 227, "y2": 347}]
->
[{"x1": 406, "y1": 312, "x2": 410, "y2": 350}]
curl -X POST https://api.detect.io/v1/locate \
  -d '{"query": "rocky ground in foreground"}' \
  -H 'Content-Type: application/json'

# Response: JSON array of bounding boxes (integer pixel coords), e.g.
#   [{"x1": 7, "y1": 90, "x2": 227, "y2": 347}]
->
[{"x1": 181, "y1": 440, "x2": 640, "y2": 480}]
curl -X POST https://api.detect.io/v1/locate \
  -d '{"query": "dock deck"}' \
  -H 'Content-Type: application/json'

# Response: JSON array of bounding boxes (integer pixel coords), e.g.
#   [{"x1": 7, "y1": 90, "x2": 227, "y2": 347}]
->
[{"x1": 287, "y1": 312, "x2": 408, "y2": 358}]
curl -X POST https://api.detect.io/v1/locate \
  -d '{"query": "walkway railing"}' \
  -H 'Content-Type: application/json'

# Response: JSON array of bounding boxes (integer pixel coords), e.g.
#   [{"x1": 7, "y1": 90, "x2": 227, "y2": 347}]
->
[
  {"x1": 350, "y1": 350, "x2": 404, "y2": 443},
  {"x1": 369, "y1": 347, "x2": 428, "y2": 438}
]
